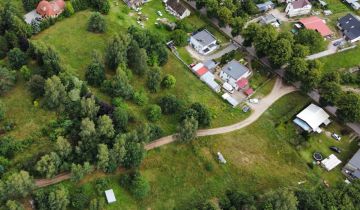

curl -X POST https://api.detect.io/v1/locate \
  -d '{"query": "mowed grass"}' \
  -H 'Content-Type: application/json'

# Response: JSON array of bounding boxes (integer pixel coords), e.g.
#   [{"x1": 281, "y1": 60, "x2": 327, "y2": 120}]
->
[{"x1": 319, "y1": 46, "x2": 360, "y2": 73}]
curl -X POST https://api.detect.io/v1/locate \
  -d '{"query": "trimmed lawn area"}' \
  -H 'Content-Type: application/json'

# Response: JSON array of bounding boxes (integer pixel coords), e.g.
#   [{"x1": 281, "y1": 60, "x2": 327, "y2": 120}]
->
[
  {"x1": 319, "y1": 46, "x2": 360, "y2": 73},
  {"x1": 45, "y1": 91, "x2": 360, "y2": 209}
]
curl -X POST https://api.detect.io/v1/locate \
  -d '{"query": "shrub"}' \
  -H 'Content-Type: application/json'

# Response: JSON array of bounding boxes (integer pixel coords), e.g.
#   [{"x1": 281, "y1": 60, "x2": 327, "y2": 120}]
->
[
  {"x1": 0, "y1": 66, "x2": 16, "y2": 95},
  {"x1": 133, "y1": 90, "x2": 148, "y2": 106},
  {"x1": 120, "y1": 171, "x2": 150, "y2": 199},
  {"x1": 63, "y1": 1, "x2": 75, "y2": 17},
  {"x1": 158, "y1": 95, "x2": 181, "y2": 114},
  {"x1": 171, "y1": 29, "x2": 188, "y2": 47},
  {"x1": 20, "y1": 65, "x2": 32, "y2": 81},
  {"x1": 7, "y1": 48, "x2": 27, "y2": 70},
  {"x1": 161, "y1": 74, "x2": 176, "y2": 89},
  {"x1": 27, "y1": 75, "x2": 45, "y2": 98},
  {"x1": 146, "y1": 105, "x2": 162, "y2": 122},
  {"x1": 87, "y1": 12, "x2": 106, "y2": 33}
]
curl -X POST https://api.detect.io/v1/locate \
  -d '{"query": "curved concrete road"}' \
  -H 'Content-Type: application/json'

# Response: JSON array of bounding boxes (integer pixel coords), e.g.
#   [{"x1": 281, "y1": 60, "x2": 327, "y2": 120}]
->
[{"x1": 36, "y1": 77, "x2": 295, "y2": 187}]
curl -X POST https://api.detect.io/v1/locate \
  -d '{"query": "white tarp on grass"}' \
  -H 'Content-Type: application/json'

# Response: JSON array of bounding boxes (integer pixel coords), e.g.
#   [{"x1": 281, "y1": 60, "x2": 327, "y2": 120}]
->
[
  {"x1": 105, "y1": 189, "x2": 116, "y2": 203},
  {"x1": 321, "y1": 154, "x2": 342, "y2": 171}
]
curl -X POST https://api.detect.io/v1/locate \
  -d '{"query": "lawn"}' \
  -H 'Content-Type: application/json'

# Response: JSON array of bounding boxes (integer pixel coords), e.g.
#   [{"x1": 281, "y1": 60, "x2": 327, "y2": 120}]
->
[
  {"x1": 43, "y1": 91, "x2": 360, "y2": 209},
  {"x1": 319, "y1": 46, "x2": 360, "y2": 73}
]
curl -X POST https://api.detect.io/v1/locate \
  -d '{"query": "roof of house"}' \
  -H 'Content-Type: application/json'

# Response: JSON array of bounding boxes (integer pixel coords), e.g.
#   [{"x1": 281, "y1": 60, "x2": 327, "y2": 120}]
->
[
  {"x1": 221, "y1": 60, "x2": 250, "y2": 80},
  {"x1": 36, "y1": 0, "x2": 65, "y2": 17},
  {"x1": 338, "y1": 13, "x2": 360, "y2": 40},
  {"x1": 105, "y1": 189, "x2": 116, "y2": 203},
  {"x1": 191, "y1": 30, "x2": 216, "y2": 47},
  {"x1": 196, "y1": 66, "x2": 209, "y2": 77},
  {"x1": 321, "y1": 154, "x2": 342, "y2": 171},
  {"x1": 296, "y1": 104, "x2": 330, "y2": 132},
  {"x1": 345, "y1": 0, "x2": 358, "y2": 4},
  {"x1": 291, "y1": 0, "x2": 311, "y2": 9},
  {"x1": 236, "y1": 78, "x2": 248, "y2": 89},
  {"x1": 348, "y1": 148, "x2": 360, "y2": 169},
  {"x1": 256, "y1": 1, "x2": 274, "y2": 10},
  {"x1": 260, "y1": 14, "x2": 277, "y2": 24},
  {"x1": 166, "y1": 0, "x2": 188, "y2": 15},
  {"x1": 203, "y1": 60, "x2": 217, "y2": 70},
  {"x1": 244, "y1": 88, "x2": 254, "y2": 96},
  {"x1": 299, "y1": 16, "x2": 332, "y2": 36}
]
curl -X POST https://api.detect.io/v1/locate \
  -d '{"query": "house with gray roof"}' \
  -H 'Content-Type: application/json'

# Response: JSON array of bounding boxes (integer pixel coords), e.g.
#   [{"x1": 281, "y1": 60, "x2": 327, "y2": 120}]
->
[
  {"x1": 190, "y1": 29, "x2": 218, "y2": 55},
  {"x1": 338, "y1": 13, "x2": 360, "y2": 43},
  {"x1": 220, "y1": 60, "x2": 251, "y2": 90},
  {"x1": 343, "y1": 148, "x2": 360, "y2": 179}
]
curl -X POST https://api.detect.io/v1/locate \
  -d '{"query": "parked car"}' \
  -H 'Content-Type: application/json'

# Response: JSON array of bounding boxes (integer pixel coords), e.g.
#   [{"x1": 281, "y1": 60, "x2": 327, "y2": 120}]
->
[
  {"x1": 332, "y1": 133, "x2": 342, "y2": 141},
  {"x1": 329, "y1": 146, "x2": 341, "y2": 153},
  {"x1": 222, "y1": 82, "x2": 234, "y2": 94},
  {"x1": 333, "y1": 41, "x2": 342, "y2": 46},
  {"x1": 242, "y1": 105, "x2": 250, "y2": 113},
  {"x1": 249, "y1": 98, "x2": 259, "y2": 104}
]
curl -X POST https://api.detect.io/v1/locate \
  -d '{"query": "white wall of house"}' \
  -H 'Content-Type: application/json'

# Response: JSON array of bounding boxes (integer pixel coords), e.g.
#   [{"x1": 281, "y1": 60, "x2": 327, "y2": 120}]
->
[
  {"x1": 285, "y1": 4, "x2": 312, "y2": 17},
  {"x1": 179, "y1": 9, "x2": 191, "y2": 19},
  {"x1": 190, "y1": 37, "x2": 217, "y2": 55}
]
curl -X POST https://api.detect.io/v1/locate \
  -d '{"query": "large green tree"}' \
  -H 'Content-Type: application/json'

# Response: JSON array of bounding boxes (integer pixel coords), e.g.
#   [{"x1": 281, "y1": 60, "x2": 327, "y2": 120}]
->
[
  {"x1": 43, "y1": 75, "x2": 67, "y2": 109},
  {"x1": 7, "y1": 48, "x2": 27, "y2": 70},
  {"x1": 262, "y1": 189, "x2": 298, "y2": 210},
  {"x1": 178, "y1": 116, "x2": 198, "y2": 142},
  {"x1": 80, "y1": 96, "x2": 99, "y2": 120},
  {"x1": 336, "y1": 92, "x2": 360, "y2": 122},
  {"x1": 0, "y1": 66, "x2": 16, "y2": 95},
  {"x1": 87, "y1": 12, "x2": 106, "y2": 33},
  {"x1": 47, "y1": 187, "x2": 69, "y2": 210},
  {"x1": 96, "y1": 144, "x2": 110, "y2": 172},
  {"x1": 105, "y1": 34, "x2": 129, "y2": 70},
  {"x1": 35, "y1": 152, "x2": 62, "y2": 178},
  {"x1": 127, "y1": 39, "x2": 148, "y2": 76},
  {"x1": 85, "y1": 51, "x2": 105, "y2": 86},
  {"x1": 270, "y1": 38, "x2": 293, "y2": 66}
]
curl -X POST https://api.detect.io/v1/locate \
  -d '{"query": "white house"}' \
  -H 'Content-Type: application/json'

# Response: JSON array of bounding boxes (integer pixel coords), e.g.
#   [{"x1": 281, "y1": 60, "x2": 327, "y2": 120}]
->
[
  {"x1": 165, "y1": 0, "x2": 191, "y2": 19},
  {"x1": 337, "y1": 13, "x2": 360, "y2": 43},
  {"x1": 190, "y1": 30, "x2": 218, "y2": 55},
  {"x1": 220, "y1": 60, "x2": 251, "y2": 90},
  {"x1": 321, "y1": 154, "x2": 342, "y2": 171},
  {"x1": 285, "y1": 0, "x2": 312, "y2": 17},
  {"x1": 105, "y1": 189, "x2": 116, "y2": 204},
  {"x1": 293, "y1": 104, "x2": 331, "y2": 133}
]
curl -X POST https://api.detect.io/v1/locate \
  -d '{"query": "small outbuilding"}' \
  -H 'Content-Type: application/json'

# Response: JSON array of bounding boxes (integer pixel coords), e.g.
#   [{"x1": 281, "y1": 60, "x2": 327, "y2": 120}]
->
[
  {"x1": 293, "y1": 104, "x2": 330, "y2": 133},
  {"x1": 321, "y1": 154, "x2": 342, "y2": 171},
  {"x1": 256, "y1": 1, "x2": 275, "y2": 12},
  {"x1": 222, "y1": 93, "x2": 239, "y2": 107},
  {"x1": 105, "y1": 189, "x2": 116, "y2": 204}
]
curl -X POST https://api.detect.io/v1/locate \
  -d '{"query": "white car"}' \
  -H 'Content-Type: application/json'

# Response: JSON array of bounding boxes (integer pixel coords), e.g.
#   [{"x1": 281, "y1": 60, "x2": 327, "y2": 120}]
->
[
  {"x1": 332, "y1": 133, "x2": 341, "y2": 141},
  {"x1": 249, "y1": 98, "x2": 259, "y2": 104},
  {"x1": 222, "y1": 82, "x2": 234, "y2": 94}
]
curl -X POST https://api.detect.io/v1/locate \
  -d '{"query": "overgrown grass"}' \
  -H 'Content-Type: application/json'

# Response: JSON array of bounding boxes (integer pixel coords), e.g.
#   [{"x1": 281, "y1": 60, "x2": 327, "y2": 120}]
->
[{"x1": 319, "y1": 46, "x2": 360, "y2": 73}]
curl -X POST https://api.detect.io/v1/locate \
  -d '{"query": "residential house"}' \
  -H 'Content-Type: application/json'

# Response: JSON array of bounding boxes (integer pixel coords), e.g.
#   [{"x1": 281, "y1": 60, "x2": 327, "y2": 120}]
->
[
  {"x1": 256, "y1": 1, "x2": 275, "y2": 12},
  {"x1": 260, "y1": 14, "x2": 280, "y2": 27},
  {"x1": 165, "y1": 0, "x2": 191, "y2": 19},
  {"x1": 203, "y1": 60, "x2": 218, "y2": 72},
  {"x1": 344, "y1": 0, "x2": 360, "y2": 10},
  {"x1": 220, "y1": 60, "x2": 251, "y2": 90},
  {"x1": 190, "y1": 30, "x2": 218, "y2": 55},
  {"x1": 343, "y1": 149, "x2": 360, "y2": 179},
  {"x1": 338, "y1": 13, "x2": 360, "y2": 43},
  {"x1": 299, "y1": 16, "x2": 333, "y2": 37},
  {"x1": 285, "y1": 0, "x2": 312, "y2": 17},
  {"x1": 293, "y1": 104, "x2": 331, "y2": 133},
  {"x1": 123, "y1": 0, "x2": 145, "y2": 9},
  {"x1": 36, "y1": 0, "x2": 65, "y2": 18}
]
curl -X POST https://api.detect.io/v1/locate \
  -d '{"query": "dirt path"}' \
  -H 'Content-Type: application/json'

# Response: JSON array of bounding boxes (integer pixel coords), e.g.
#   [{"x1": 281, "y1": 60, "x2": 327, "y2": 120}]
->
[{"x1": 35, "y1": 78, "x2": 295, "y2": 187}]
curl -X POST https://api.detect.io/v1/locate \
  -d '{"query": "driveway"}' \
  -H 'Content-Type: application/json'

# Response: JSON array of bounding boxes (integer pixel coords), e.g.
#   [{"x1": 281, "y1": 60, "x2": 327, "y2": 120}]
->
[
  {"x1": 268, "y1": 9, "x2": 289, "y2": 22},
  {"x1": 306, "y1": 39, "x2": 343, "y2": 60},
  {"x1": 186, "y1": 43, "x2": 238, "y2": 61}
]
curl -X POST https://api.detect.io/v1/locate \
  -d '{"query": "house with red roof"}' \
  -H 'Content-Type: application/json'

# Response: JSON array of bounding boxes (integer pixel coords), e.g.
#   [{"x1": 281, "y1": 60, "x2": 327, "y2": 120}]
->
[
  {"x1": 36, "y1": 0, "x2": 65, "y2": 18},
  {"x1": 299, "y1": 16, "x2": 333, "y2": 37}
]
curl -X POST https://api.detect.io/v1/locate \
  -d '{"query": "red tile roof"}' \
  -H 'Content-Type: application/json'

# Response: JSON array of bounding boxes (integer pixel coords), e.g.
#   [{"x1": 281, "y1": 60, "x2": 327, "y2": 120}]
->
[
  {"x1": 299, "y1": 16, "x2": 333, "y2": 37},
  {"x1": 236, "y1": 78, "x2": 248, "y2": 89},
  {"x1": 195, "y1": 66, "x2": 209, "y2": 77},
  {"x1": 244, "y1": 88, "x2": 254, "y2": 96},
  {"x1": 36, "y1": 0, "x2": 65, "y2": 17}
]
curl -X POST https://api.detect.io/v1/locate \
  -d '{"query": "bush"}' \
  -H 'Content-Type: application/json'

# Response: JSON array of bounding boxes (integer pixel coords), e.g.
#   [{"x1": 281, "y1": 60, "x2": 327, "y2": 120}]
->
[
  {"x1": 120, "y1": 171, "x2": 150, "y2": 199},
  {"x1": 171, "y1": 29, "x2": 188, "y2": 47},
  {"x1": 158, "y1": 95, "x2": 181, "y2": 114},
  {"x1": 27, "y1": 75, "x2": 45, "y2": 98},
  {"x1": 133, "y1": 90, "x2": 148, "y2": 106},
  {"x1": 7, "y1": 48, "x2": 27, "y2": 70},
  {"x1": 0, "y1": 100, "x2": 5, "y2": 121},
  {"x1": 161, "y1": 74, "x2": 176, "y2": 89},
  {"x1": 20, "y1": 65, "x2": 32, "y2": 81},
  {"x1": 146, "y1": 105, "x2": 162, "y2": 122},
  {"x1": 0, "y1": 66, "x2": 16, "y2": 95},
  {"x1": 87, "y1": 12, "x2": 106, "y2": 33},
  {"x1": 63, "y1": 1, "x2": 75, "y2": 17}
]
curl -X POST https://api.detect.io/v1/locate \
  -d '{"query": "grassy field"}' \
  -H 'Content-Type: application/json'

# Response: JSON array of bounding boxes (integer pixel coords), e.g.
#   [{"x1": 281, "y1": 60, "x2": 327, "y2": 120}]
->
[
  {"x1": 41, "y1": 91, "x2": 359, "y2": 209},
  {"x1": 319, "y1": 46, "x2": 360, "y2": 73}
]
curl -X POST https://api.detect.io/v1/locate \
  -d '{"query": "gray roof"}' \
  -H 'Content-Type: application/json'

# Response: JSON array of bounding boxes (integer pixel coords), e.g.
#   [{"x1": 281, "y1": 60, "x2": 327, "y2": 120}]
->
[
  {"x1": 166, "y1": 0, "x2": 188, "y2": 15},
  {"x1": 191, "y1": 30, "x2": 216, "y2": 46},
  {"x1": 204, "y1": 60, "x2": 217, "y2": 70},
  {"x1": 348, "y1": 149, "x2": 360, "y2": 169},
  {"x1": 260, "y1": 14, "x2": 277, "y2": 24},
  {"x1": 221, "y1": 60, "x2": 249, "y2": 80},
  {"x1": 338, "y1": 13, "x2": 360, "y2": 40}
]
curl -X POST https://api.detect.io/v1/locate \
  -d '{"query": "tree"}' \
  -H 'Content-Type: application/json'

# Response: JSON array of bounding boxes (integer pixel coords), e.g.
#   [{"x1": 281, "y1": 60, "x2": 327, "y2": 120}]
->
[
  {"x1": 123, "y1": 141, "x2": 145, "y2": 169},
  {"x1": 217, "y1": 6, "x2": 233, "y2": 25},
  {"x1": 97, "y1": 115, "x2": 115, "y2": 141},
  {"x1": 0, "y1": 66, "x2": 16, "y2": 95},
  {"x1": 102, "y1": 69, "x2": 134, "y2": 99},
  {"x1": 5, "y1": 200, "x2": 24, "y2": 210},
  {"x1": 133, "y1": 90, "x2": 148, "y2": 106},
  {"x1": 0, "y1": 100, "x2": 5, "y2": 121},
  {"x1": 85, "y1": 51, "x2": 105, "y2": 86},
  {"x1": 113, "y1": 107, "x2": 128, "y2": 131},
  {"x1": 105, "y1": 34, "x2": 129, "y2": 70},
  {"x1": 127, "y1": 39, "x2": 148, "y2": 75},
  {"x1": 146, "y1": 67, "x2": 161, "y2": 92},
  {"x1": 35, "y1": 152, "x2": 62, "y2": 178},
  {"x1": 319, "y1": 81, "x2": 342, "y2": 106},
  {"x1": 295, "y1": 29, "x2": 327, "y2": 53},
  {"x1": 285, "y1": 58, "x2": 308, "y2": 82},
  {"x1": 0, "y1": 36, "x2": 8, "y2": 59},
  {"x1": 89, "y1": 0, "x2": 110, "y2": 14},
  {"x1": 70, "y1": 162, "x2": 93, "y2": 182},
  {"x1": 89, "y1": 198, "x2": 105, "y2": 210},
  {"x1": 292, "y1": 44, "x2": 310, "y2": 58},
  {"x1": 44, "y1": 75, "x2": 67, "y2": 109},
  {"x1": 253, "y1": 25, "x2": 277, "y2": 56},
  {"x1": 47, "y1": 187, "x2": 69, "y2": 210},
  {"x1": 22, "y1": 0, "x2": 40, "y2": 12},
  {"x1": 27, "y1": 74, "x2": 45, "y2": 98},
  {"x1": 146, "y1": 104, "x2": 162, "y2": 122},
  {"x1": 242, "y1": 23, "x2": 262, "y2": 46},
  {"x1": 178, "y1": 116, "x2": 198, "y2": 142},
  {"x1": 111, "y1": 137, "x2": 126, "y2": 167},
  {"x1": 80, "y1": 96, "x2": 100, "y2": 120},
  {"x1": 269, "y1": 38, "x2": 293, "y2": 66},
  {"x1": 88, "y1": 12, "x2": 106, "y2": 33},
  {"x1": 158, "y1": 95, "x2": 181, "y2": 114},
  {"x1": 78, "y1": 118, "x2": 97, "y2": 156},
  {"x1": 301, "y1": 60, "x2": 323, "y2": 92},
  {"x1": 129, "y1": 173, "x2": 150, "y2": 199},
  {"x1": 7, "y1": 48, "x2": 27, "y2": 70},
  {"x1": 191, "y1": 103, "x2": 211, "y2": 127},
  {"x1": 55, "y1": 136, "x2": 72, "y2": 160},
  {"x1": 171, "y1": 29, "x2": 188, "y2": 47},
  {"x1": 42, "y1": 47, "x2": 62, "y2": 78},
  {"x1": 336, "y1": 92, "x2": 360, "y2": 122},
  {"x1": 231, "y1": 17, "x2": 246, "y2": 37},
  {"x1": 63, "y1": 1, "x2": 75, "y2": 17},
  {"x1": 161, "y1": 74, "x2": 176, "y2": 89},
  {"x1": 20, "y1": 65, "x2": 31, "y2": 81},
  {"x1": 2, "y1": 170, "x2": 34, "y2": 199},
  {"x1": 262, "y1": 189, "x2": 298, "y2": 210},
  {"x1": 97, "y1": 144, "x2": 110, "y2": 172}
]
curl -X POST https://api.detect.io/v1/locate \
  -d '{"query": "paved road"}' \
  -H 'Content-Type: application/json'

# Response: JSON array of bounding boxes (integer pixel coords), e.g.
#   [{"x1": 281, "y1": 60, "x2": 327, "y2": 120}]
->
[
  {"x1": 186, "y1": 43, "x2": 238, "y2": 61},
  {"x1": 306, "y1": 39, "x2": 341, "y2": 60}
]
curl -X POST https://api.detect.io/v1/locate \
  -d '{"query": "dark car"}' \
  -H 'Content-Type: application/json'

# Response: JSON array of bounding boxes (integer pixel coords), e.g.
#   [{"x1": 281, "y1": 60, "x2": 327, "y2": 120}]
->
[{"x1": 330, "y1": 146, "x2": 341, "y2": 153}]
